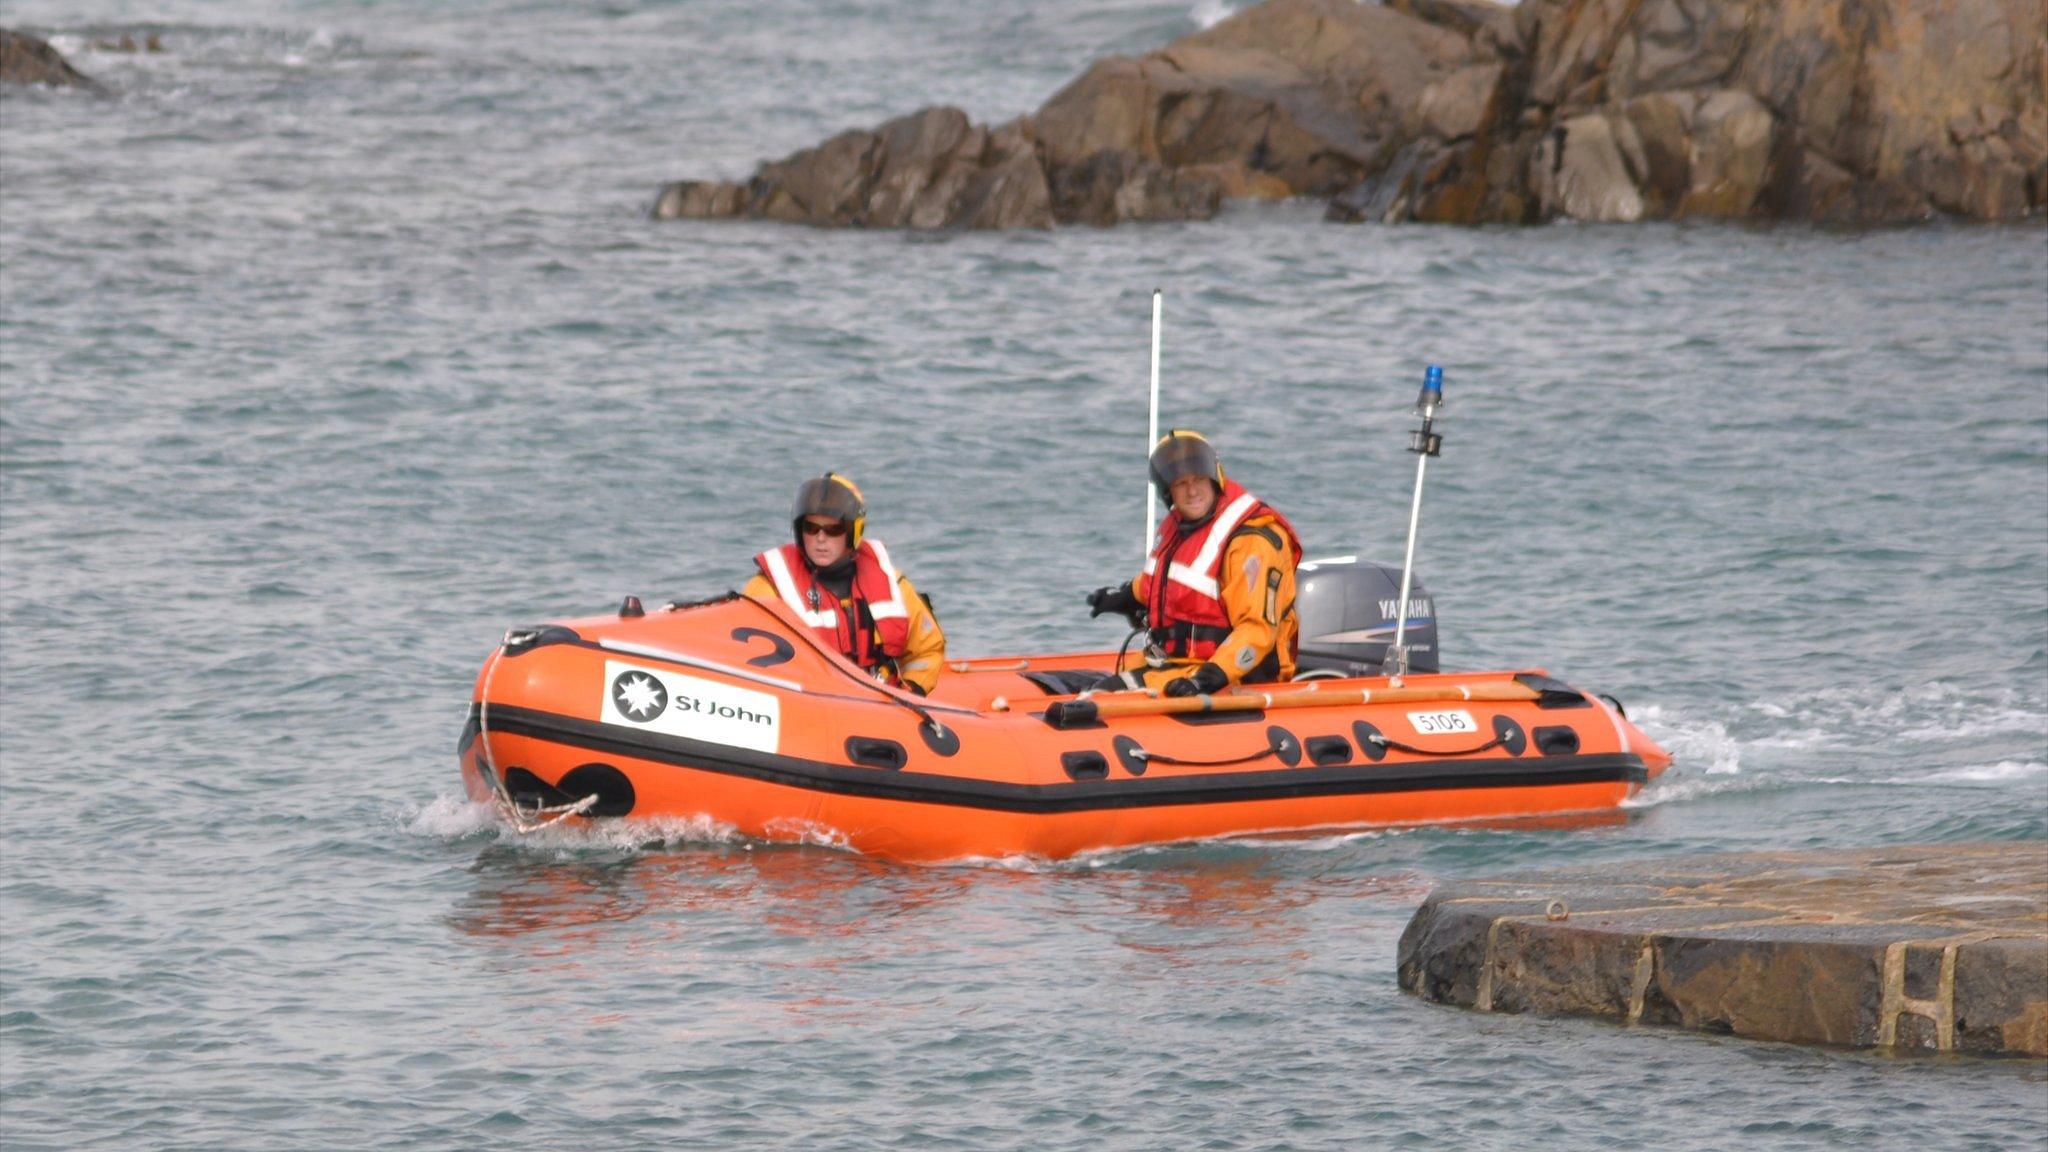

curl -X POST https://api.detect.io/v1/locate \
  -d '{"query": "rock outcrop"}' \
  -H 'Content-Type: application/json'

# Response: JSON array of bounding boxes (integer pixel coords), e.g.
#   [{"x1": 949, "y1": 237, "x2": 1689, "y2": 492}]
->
[
  {"x1": 655, "y1": 0, "x2": 2045, "y2": 228},
  {"x1": 1398, "y1": 842, "x2": 2048, "y2": 1056},
  {"x1": 1, "y1": 28, "x2": 100, "y2": 90}
]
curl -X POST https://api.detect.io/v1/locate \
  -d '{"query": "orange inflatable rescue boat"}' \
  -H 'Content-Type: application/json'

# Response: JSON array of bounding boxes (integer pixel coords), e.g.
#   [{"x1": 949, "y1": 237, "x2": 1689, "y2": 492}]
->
[{"x1": 457, "y1": 560, "x2": 1671, "y2": 861}]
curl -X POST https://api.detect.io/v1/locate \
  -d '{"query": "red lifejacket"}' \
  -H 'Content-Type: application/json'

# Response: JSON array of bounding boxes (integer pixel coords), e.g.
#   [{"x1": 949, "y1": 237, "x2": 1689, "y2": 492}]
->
[
  {"x1": 755, "y1": 540, "x2": 912, "y2": 675},
  {"x1": 1142, "y1": 479, "x2": 1302, "y2": 660}
]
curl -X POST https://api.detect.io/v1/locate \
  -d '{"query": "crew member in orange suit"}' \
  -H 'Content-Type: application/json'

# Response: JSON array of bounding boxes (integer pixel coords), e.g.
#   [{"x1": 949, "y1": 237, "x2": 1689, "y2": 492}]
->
[
  {"x1": 1087, "y1": 431, "x2": 1302, "y2": 696},
  {"x1": 745, "y1": 473, "x2": 946, "y2": 695}
]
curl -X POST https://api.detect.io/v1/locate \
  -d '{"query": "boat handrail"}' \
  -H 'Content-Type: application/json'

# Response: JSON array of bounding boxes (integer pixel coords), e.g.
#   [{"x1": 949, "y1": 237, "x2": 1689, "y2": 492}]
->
[{"x1": 597, "y1": 638, "x2": 806, "y2": 693}]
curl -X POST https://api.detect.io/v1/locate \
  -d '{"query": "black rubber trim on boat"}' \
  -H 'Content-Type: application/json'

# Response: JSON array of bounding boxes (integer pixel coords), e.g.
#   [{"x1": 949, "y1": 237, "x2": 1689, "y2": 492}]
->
[
  {"x1": 476, "y1": 704, "x2": 1649, "y2": 815},
  {"x1": 1305, "y1": 736, "x2": 1352, "y2": 766},
  {"x1": 1534, "y1": 725, "x2": 1581, "y2": 756},
  {"x1": 1062, "y1": 751, "x2": 1109, "y2": 781},
  {"x1": 1352, "y1": 721, "x2": 1387, "y2": 762},
  {"x1": 919, "y1": 719, "x2": 961, "y2": 757},
  {"x1": 1113, "y1": 735, "x2": 1147, "y2": 776},
  {"x1": 1493, "y1": 714, "x2": 1527, "y2": 756},
  {"x1": 1167, "y1": 708, "x2": 1264, "y2": 727},
  {"x1": 501, "y1": 625, "x2": 583, "y2": 657},
  {"x1": 502, "y1": 766, "x2": 564, "y2": 807},
  {"x1": 1516, "y1": 673, "x2": 1593, "y2": 709},
  {"x1": 1043, "y1": 700, "x2": 1100, "y2": 729},
  {"x1": 1268, "y1": 726, "x2": 1301, "y2": 767},
  {"x1": 846, "y1": 737, "x2": 908, "y2": 771},
  {"x1": 557, "y1": 762, "x2": 636, "y2": 816}
]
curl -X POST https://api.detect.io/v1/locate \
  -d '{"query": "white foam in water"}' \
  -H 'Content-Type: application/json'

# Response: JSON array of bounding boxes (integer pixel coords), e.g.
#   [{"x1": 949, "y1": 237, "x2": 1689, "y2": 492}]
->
[
  {"x1": 760, "y1": 817, "x2": 854, "y2": 853},
  {"x1": 1920, "y1": 760, "x2": 2048, "y2": 785},
  {"x1": 406, "y1": 793, "x2": 500, "y2": 839},
  {"x1": 1631, "y1": 704, "x2": 1741, "y2": 774},
  {"x1": 1189, "y1": 0, "x2": 1238, "y2": 30},
  {"x1": 1747, "y1": 681, "x2": 2046, "y2": 744},
  {"x1": 1616, "y1": 702, "x2": 1762, "y2": 809},
  {"x1": 403, "y1": 792, "x2": 749, "y2": 855},
  {"x1": 516, "y1": 811, "x2": 746, "y2": 855},
  {"x1": 1622, "y1": 769, "x2": 1766, "y2": 809}
]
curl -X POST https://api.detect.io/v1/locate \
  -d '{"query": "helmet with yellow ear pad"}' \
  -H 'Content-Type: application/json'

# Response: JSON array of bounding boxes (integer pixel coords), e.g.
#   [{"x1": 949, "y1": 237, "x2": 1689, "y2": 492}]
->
[
  {"x1": 791, "y1": 472, "x2": 868, "y2": 548},
  {"x1": 1148, "y1": 429, "x2": 1225, "y2": 506}
]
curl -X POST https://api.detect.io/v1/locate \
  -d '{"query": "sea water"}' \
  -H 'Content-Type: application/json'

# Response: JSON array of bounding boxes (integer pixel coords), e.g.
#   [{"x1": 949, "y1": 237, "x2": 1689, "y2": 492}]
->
[{"x1": 3, "y1": 3, "x2": 2045, "y2": 1148}]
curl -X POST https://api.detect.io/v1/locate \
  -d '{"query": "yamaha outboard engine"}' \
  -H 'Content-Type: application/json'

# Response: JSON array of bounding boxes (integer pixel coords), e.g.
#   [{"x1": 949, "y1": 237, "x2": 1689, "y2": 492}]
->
[{"x1": 1293, "y1": 557, "x2": 1439, "y2": 677}]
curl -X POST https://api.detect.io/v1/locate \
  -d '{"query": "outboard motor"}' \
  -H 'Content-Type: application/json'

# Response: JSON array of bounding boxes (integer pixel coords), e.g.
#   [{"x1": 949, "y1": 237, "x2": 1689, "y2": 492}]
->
[{"x1": 1293, "y1": 557, "x2": 1439, "y2": 677}]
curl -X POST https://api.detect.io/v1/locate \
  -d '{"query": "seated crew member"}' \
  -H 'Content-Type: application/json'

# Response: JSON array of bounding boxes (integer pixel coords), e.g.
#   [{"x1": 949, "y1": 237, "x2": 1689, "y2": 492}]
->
[
  {"x1": 743, "y1": 473, "x2": 946, "y2": 696},
  {"x1": 1086, "y1": 430, "x2": 1302, "y2": 697}
]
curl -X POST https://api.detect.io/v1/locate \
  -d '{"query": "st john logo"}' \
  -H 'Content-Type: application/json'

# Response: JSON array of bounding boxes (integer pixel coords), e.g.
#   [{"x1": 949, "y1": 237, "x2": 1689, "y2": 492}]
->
[{"x1": 610, "y1": 670, "x2": 668, "y2": 722}]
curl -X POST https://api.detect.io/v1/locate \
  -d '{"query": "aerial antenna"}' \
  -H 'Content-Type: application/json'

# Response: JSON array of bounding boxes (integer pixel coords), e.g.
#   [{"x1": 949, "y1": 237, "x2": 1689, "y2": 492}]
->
[
  {"x1": 1144, "y1": 288, "x2": 1163, "y2": 558},
  {"x1": 1385, "y1": 364, "x2": 1444, "y2": 682}
]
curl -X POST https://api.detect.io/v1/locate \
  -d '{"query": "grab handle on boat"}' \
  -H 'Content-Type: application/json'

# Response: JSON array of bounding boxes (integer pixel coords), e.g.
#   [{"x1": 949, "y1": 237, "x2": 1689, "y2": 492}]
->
[{"x1": 1043, "y1": 680, "x2": 1538, "y2": 728}]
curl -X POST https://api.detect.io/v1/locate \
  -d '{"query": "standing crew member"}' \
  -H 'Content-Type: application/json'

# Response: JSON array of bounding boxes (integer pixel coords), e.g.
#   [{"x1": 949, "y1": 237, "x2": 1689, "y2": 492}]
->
[
  {"x1": 744, "y1": 473, "x2": 946, "y2": 696},
  {"x1": 1086, "y1": 431, "x2": 1302, "y2": 696}
]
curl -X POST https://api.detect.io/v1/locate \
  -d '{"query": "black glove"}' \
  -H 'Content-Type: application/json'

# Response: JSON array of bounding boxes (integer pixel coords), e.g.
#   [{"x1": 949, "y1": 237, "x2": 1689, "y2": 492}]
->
[
  {"x1": 1086, "y1": 583, "x2": 1136, "y2": 617},
  {"x1": 1163, "y1": 662, "x2": 1229, "y2": 698},
  {"x1": 1085, "y1": 583, "x2": 1146, "y2": 629}
]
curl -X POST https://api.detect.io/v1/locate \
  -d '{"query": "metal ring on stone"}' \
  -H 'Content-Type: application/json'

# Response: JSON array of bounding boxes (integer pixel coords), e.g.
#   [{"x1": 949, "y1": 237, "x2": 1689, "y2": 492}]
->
[{"x1": 1546, "y1": 899, "x2": 1569, "y2": 921}]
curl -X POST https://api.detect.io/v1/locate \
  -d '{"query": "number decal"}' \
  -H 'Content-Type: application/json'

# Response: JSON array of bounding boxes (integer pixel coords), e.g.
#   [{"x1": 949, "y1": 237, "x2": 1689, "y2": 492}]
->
[
  {"x1": 730, "y1": 627, "x2": 796, "y2": 667},
  {"x1": 1406, "y1": 709, "x2": 1478, "y2": 735}
]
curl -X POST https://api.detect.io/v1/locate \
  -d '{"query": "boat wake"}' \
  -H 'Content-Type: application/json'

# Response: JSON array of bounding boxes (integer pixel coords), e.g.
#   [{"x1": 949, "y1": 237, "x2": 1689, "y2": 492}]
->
[
  {"x1": 405, "y1": 792, "x2": 750, "y2": 856},
  {"x1": 1616, "y1": 679, "x2": 2045, "y2": 808}
]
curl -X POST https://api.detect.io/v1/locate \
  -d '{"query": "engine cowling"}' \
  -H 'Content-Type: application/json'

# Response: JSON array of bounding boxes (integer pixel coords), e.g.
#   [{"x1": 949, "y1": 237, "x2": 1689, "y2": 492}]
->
[{"x1": 1293, "y1": 557, "x2": 1439, "y2": 676}]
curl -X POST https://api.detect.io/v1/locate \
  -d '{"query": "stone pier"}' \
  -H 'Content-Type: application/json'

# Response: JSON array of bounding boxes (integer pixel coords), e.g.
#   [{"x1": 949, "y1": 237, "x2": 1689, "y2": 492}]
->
[{"x1": 1398, "y1": 841, "x2": 2048, "y2": 1056}]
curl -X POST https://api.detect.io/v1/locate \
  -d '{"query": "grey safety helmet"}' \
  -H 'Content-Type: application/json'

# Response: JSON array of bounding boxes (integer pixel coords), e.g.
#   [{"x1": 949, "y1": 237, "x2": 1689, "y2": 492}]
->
[
  {"x1": 790, "y1": 472, "x2": 867, "y2": 548},
  {"x1": 1148, "y1": 430, "x2": 1225, "y2": 506}
]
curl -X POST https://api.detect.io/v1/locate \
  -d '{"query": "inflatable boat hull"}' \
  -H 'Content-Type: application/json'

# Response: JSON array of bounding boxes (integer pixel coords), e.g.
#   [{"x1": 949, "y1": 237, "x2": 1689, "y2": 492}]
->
[{"x1": 459, "y1": 595, "x2": 1669, "y2": 861}]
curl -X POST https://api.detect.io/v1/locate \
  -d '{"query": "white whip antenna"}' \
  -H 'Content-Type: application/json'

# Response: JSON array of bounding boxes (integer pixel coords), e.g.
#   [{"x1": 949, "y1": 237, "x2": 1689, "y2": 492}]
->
[{"x1": 1144, "y1": 288, "x2": 1163, "y2": 558}]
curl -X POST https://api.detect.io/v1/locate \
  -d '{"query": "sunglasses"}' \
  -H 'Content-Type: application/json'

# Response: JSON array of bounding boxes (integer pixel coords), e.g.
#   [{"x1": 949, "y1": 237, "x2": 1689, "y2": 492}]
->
[{"x1": 800, "y1": 519, "x2": 849, "y2": 538}]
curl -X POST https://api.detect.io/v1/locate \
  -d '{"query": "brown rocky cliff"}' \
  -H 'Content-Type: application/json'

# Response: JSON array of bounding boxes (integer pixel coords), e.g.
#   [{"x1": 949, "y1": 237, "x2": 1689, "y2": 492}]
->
[
  {"x1": 1, "y1": 28, "x2": 102, "y2": 90},
  {"x1": 654, "y1": 0, "x2": 2046, "y2": 228}
]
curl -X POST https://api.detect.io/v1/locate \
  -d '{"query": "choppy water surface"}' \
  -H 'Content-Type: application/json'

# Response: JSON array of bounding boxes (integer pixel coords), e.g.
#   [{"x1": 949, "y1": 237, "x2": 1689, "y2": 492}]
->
[{"x1": 3, "y1": 3, "x2": 2045, "y2": 1149}]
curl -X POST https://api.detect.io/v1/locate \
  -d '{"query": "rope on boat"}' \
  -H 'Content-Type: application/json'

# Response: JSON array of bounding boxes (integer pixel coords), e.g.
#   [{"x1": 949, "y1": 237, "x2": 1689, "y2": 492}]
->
[
  {"x1": 476, "y1": 630, "x2": 601, "y2": 834},
  {"x1": 1130, "y1": 741, "x2": 1281, "y2": 768},
  {"x1": 1358, "y1": 731, "x2": 1505, "y2": 758},
  {"x1": 737, "y1": 593, "x2": 958, "y2": 744}
]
